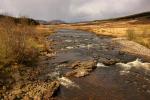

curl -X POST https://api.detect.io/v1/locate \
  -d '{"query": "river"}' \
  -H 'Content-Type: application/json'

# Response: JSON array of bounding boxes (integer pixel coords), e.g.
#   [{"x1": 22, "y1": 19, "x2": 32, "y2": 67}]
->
[{"x1": 47, "y1": 29, "x2": 150, "y2": 100}]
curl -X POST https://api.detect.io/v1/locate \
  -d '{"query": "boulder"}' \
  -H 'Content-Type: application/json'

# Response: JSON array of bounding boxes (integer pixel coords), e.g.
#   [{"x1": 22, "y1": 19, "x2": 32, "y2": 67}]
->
[
  {"x1": 70, "y1": 60, "x2": 96, "y2": 69},
  {"x1": 66, "y1": 60, "x2": 96, "y2": 77}
]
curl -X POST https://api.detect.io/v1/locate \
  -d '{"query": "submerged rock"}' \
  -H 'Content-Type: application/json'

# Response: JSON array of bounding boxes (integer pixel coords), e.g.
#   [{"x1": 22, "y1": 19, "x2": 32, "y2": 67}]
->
[
  {"x1": 99, "y1": 58, "x2": 120, "y2": 65},
  {"x1": 103, "y1": 59, "x2": 119, "y2": 65}
]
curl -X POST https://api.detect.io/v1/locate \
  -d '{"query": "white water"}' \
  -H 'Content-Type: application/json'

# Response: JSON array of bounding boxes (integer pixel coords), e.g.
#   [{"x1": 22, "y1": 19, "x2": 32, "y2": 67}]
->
[
  {"x1": 66, "y1": 46, "x2": 74, "y2": 49},
  {"x1": 57, "y1": 77, "x2": 79, "y2": 88},
  {"x1": 48, "y1": 71, "x2": 79, "y2": 88},
  {"x1": 116, "y1": 59, "x2": 150, "y2": 75},
  {"x1": 96, "y1": 63, "x2": 108, "y2": 68},
  {"x1": 65, "y1": 40, "x2": 72, "y2": 42}
]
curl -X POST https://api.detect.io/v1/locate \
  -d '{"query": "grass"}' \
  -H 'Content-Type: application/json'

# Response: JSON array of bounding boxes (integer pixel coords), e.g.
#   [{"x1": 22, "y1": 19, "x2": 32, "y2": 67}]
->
[
  {"x1": 0, "y1": 17, "x2": 57, "y2": 82},
  {"x1": 0, "y1": 17, "x2": 58, "y2": 99},
  {"x1": 36, "y1": 25, "x2": 56, "y2": 37},
  {"x1": 0, "y1": 17, "x2": 42, "y2": 69},
  {"x1": 126, "y1": 29, "x2": 137, "y2": 40},
  {"x1": 126, "y1": 28, "x2": 150, "y2": 48}
]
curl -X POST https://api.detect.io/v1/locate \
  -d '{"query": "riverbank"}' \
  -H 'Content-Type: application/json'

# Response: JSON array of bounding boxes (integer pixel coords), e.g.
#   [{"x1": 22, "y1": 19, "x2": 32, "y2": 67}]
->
[{"x1": 0, "y1": 20, "x2": 58, "y2": 99}]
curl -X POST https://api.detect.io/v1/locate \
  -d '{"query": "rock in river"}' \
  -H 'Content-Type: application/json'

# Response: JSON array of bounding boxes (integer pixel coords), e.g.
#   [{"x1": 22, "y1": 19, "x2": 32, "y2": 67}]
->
[{"x1": 66, "y1": 60, "x2": 96, "y2": 77}]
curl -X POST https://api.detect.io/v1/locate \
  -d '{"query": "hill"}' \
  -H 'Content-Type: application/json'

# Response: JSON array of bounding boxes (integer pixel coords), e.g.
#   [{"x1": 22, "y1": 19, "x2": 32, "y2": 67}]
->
[
  {"x1": 69, "y1": 12, "x2": 150, "y2": 26},
  {"x1": 92, "y1": 11, "x2": 150, "y2": 24},
  {"x1": 0, "y1": 15, "x2": 39, "y2": 25},
  {"x1": 113, "y1": 11, "x2": 150, "y2": 20},
  {"x1": 48, "y1": 20, "x2": 66, "y2": 25}
]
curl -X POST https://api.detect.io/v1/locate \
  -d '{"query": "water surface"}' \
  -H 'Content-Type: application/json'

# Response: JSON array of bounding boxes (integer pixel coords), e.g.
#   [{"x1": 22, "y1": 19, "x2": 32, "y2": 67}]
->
[{"x1": 47, "y1": 29, "x2": 150, "y2": 100}]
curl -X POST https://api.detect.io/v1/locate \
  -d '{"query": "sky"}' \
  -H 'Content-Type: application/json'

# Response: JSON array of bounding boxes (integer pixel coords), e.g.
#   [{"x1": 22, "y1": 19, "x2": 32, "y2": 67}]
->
[{"x1": 0, "y1": 0, "x2": 150, "y2": 22}]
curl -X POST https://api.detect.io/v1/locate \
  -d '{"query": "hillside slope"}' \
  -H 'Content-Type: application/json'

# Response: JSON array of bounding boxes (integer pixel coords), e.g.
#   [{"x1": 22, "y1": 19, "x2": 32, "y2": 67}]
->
[
  {"x1": 92, "y1": 11, "x2": 150, "y2": 24},
  {"x1": 113, "y1": 12, "x2": 150, "y2": 20},
  {"x1": 0, "y1": 15, "x2": 39, "y2": 25}
]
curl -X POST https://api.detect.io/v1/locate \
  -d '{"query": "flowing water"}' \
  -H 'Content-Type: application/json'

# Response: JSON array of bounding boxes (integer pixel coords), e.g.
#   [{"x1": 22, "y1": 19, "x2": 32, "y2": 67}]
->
[{"x1": 47, "y1": 29, "x2": 150, "y2": 100}]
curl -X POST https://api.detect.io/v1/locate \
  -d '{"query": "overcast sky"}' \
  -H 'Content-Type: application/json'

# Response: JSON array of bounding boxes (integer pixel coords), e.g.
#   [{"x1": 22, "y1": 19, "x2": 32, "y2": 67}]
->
[{"x1": 0, "y1": 0, "x2": 150, "y2": 22}]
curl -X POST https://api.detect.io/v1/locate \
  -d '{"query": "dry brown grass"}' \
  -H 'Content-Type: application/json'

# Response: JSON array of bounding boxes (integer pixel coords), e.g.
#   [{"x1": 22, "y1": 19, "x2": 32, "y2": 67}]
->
[
  {"x1": 126, "y1": 28, "x2": 150, "y2": 48},
  {"x1": 91, "y1": 24, "x2": 150, "y2": 48},
  {"x1": 0, "y1": 17, "x2": 40, "y2": 68},
  {"x1": 36, "y1": 25, "x2": 56, "y2": 37}
]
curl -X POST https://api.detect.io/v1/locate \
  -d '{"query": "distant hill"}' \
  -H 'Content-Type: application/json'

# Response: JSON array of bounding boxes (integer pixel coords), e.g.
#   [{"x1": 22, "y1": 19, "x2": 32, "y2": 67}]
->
[
  {"x1": 77, "y1": 11, "x2": 150, "y2": 25},
  {"x1": 37, "y1": 20, "x2": 49, "y2": 25},
  {"x1": 0, "y1": 15, "x2": 39, "y2": 25},
  {"x1": 93, "y1": 11, "x2": 150, "y2": 22},
  {"x1": 0, "y1": 15, "x2": 66, "y2": 25},
  {"x1": 37, "y1": 20, "x2": 66, "y2": 25},
  {"x1": 113, "y1": 12, "x2": 150, "y2": 20},
  {"x1": 48, "y1": 20, "x2": 66, "y2": 25}
]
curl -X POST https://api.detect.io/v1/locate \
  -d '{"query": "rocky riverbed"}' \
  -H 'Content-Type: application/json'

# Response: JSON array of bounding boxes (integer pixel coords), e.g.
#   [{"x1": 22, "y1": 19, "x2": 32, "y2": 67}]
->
[{"x1": 49, "y1": 29, "x2": 150, "y2": 100}]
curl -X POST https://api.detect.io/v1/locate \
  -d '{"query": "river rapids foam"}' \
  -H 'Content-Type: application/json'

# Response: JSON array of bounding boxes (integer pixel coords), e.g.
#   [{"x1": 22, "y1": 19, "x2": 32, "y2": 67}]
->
[{"x1": 116, "y1": 59, "x2": 150, "y2": 75}]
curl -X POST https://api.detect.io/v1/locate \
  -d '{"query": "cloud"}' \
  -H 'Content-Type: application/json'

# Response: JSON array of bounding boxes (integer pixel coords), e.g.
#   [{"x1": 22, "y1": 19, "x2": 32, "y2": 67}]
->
[{"x1": 0, "y1": 0, "x2": 150, "y2": 22}]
